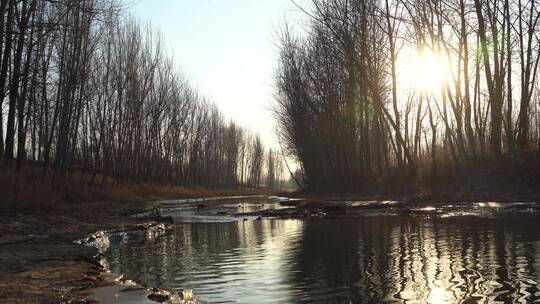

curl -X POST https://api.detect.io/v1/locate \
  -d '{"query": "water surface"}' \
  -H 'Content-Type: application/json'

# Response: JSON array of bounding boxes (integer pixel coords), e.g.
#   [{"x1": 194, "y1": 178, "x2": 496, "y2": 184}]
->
[{"x1": 105, "y1": 198, "x2": 540, "y2": 303}]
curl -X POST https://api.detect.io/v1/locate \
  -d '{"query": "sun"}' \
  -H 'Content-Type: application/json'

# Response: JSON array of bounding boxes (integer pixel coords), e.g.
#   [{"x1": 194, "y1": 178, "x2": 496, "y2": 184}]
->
[{"x1": 410, "y1": 47, "x2": 450, "y2": 92}]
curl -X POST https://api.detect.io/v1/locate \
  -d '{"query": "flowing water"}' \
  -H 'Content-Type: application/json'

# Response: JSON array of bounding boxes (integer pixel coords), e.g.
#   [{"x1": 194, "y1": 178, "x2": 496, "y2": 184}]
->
[{"x1": 105, "y1": 197, "x2": 540, "y2": 303}]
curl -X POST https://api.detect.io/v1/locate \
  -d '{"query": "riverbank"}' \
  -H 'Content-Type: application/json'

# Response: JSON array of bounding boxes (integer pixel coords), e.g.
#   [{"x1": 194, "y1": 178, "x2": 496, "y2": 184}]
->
[
  {"x1": 0, "y1": 185, "x2": 263, "y2": 303},
  {"x1": 0, "y1": 202, "x2": 136, "y2": 303}
]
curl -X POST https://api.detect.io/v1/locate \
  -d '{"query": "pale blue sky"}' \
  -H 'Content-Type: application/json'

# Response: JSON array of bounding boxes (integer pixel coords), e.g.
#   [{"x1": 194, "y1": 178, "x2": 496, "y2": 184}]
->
[{"x1": 131, "y1": 0, "x2": 305, "y2": 148}]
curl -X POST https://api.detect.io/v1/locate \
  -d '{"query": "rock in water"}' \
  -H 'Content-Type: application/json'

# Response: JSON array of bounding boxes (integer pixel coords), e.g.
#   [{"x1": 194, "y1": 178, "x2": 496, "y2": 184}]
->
[{"x1": 147, "y1": 290, "x2": 170, "y2": 302}]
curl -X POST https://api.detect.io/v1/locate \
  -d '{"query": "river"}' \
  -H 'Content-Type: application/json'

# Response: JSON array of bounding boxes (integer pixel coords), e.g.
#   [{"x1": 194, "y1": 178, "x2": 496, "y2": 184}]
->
[{"x1": 104, "y1": 197, "x2": 540, "y2": 303}]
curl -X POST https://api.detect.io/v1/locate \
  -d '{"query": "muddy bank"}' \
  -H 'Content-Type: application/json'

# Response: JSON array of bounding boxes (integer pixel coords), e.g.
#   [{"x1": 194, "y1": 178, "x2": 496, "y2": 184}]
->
[
  {"x1": 0, "y1": 229, "x2": 101, "y2": 303},
  {"x1": 0, "y1": 200, "x2": 182, "y2": 303}
]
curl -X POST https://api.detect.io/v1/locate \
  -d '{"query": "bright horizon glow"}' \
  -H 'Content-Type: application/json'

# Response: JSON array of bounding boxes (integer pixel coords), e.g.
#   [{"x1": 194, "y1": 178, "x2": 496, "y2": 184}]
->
[{"x1": 409, "y1": 47, "x2": 450, "y2": 92}]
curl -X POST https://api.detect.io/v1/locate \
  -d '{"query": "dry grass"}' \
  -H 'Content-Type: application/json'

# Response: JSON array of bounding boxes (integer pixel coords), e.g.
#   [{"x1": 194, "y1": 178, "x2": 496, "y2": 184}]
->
[
  {"x1": 0, "y1": 165, "x2": 64, "y2": 214},
  {"x1": 90, "y1": 183, "x2": 264, "y2": 204},
  {"x1": 0, "y1": 163, "x2": 264, "y2": 214}
]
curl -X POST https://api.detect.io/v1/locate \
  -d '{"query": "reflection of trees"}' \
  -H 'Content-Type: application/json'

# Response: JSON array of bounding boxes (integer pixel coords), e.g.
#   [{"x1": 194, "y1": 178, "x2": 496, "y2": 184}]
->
[
  {"x1": 108, "y1": 222, "x2": 262, "y2": 289},
  {"x1": 290, "y1": 216, "x2": 540, "y2": 303},
  {"x1": 105, "y1": 219, "x2": 306, "y2": 301},
  {"x1": 290, "y1": 219, "x2": 362, "y2": 302}
]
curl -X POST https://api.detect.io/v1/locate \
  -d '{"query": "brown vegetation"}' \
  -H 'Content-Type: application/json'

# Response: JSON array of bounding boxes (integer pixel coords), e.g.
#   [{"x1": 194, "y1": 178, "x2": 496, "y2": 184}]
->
[{"x1": 0, "y1": 163, "x2": 265, "y2": 214}]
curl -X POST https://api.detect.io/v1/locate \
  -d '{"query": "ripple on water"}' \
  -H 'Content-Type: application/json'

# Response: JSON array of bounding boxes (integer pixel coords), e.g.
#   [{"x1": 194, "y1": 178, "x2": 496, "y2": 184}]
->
[{"x1": 105, "y1": 199, "x2": 540, "y2": 303}]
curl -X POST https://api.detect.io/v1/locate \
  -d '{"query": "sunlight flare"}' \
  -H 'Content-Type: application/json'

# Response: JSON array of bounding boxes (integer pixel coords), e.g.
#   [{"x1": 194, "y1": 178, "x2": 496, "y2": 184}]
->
[{"x1": 410, "y1": 47, "x2": 450, "y2": 92}]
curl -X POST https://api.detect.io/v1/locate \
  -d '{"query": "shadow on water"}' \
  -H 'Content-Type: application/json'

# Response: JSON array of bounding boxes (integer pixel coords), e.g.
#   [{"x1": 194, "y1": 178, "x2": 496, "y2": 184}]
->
[{"x1": 105, "y1": 199, "x2": 540, "y2": 303}]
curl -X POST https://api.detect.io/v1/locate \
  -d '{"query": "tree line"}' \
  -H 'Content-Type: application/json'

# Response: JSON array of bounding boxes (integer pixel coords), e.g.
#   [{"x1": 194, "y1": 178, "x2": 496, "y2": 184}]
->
[
  {"x1": 275, "y1": 0, "x2": 540, "y2": 191},
  {"x1": 0, "y1": 0, "x2": 281, "y2": 190}
]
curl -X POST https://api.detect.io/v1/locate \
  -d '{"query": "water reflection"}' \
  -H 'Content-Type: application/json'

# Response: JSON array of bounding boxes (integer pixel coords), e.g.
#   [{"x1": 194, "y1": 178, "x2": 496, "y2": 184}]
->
[
  {"x1": 343, "y1": 216, "x2": 540, "y2": 303},
  {"x1": 106, "y1": 206, "x2": 540, "y2": 303}
]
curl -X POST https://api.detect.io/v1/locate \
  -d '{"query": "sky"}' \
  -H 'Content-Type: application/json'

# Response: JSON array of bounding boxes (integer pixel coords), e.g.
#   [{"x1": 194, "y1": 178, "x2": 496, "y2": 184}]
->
[{"x1": 131, "y1": 0, "x2": 305, "y2": 148}]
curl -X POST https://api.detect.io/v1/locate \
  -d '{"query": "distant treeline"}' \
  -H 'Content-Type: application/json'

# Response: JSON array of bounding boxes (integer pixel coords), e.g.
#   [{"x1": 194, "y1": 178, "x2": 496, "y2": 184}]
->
[
  {"x1": 275, "y1": 0, "x2": 540, "y2": 191},
  {"x1": 0, "y1": 0, "x2": 284, "y2": 190}
]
